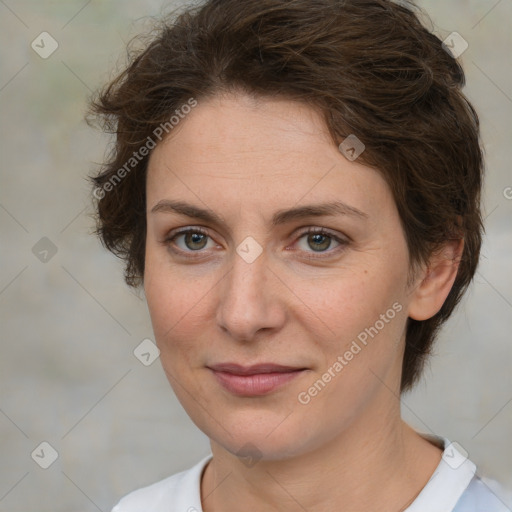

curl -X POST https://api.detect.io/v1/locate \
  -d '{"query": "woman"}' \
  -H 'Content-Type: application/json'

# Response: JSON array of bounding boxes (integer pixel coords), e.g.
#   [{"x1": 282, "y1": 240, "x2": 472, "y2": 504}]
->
[{"x1": 89, "y1": 0, "x2": 509, "y2": 510}]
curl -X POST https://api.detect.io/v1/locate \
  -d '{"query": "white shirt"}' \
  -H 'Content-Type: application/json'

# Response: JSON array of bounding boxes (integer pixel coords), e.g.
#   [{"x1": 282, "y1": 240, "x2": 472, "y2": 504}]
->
[{"x1": 112, "y1": 435, "x2": 511, "y2": 511}]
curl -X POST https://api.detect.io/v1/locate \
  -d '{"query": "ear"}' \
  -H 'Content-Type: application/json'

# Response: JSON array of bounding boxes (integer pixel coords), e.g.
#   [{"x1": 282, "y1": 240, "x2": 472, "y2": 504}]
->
[{"x1": 407, "y1": 238, "x2": 464, "y2": 321}]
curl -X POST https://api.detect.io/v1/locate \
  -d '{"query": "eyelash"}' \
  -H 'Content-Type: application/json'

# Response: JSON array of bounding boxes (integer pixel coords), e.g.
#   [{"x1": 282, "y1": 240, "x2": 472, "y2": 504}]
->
[{"x1": 162, "y1": 226, "x2": 349, "y2": 260}]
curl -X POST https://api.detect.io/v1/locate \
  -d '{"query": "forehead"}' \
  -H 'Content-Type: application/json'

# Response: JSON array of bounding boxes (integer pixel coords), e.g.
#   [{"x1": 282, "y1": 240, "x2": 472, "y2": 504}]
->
[
  {"x1": 154, "y1": 92, "x2": 335, "y2": 165},
  {"x1": 146, "y1": 92, "x2": 393, "y2": 222}
]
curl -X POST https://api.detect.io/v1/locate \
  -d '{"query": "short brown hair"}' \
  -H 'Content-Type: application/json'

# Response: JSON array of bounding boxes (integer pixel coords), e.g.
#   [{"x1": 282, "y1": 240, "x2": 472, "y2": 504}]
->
[{"x1": 88, "y1": 0, "x2": 484, "y2": 392}]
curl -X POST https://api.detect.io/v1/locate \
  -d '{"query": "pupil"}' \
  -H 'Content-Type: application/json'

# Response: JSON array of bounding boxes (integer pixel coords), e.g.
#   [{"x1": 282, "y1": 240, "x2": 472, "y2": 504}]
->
[
  {"x1": 309, "y1": 233, "x2": 330, "y2": 252},
  {"x1": 186, "y1": 232, "x2": 207, "y2": 250}
]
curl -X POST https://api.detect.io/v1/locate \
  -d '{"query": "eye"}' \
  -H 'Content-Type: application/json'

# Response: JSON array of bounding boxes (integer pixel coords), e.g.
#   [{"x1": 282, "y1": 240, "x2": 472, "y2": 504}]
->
[
  {"x1": 162, "y1": 226, "x2": 349, "y2": 259},
  {"x1": 293, "y1": 227, "x2": 348, "y2": 258},
  {"x1": 163, "y1": 227, "x2": 216, "y2": 257}
]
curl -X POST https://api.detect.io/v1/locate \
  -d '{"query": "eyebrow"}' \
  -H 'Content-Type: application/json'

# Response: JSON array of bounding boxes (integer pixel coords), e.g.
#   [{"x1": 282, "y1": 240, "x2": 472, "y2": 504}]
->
[{"x1": 150, "y1": 199, "x2": 368, "y2": 226}]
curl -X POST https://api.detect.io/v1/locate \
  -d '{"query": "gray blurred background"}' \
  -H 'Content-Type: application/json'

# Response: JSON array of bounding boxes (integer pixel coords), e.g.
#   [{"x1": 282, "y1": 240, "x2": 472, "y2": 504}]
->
[{"x1": 0, "y1": 1, "x2": 511, "y2": 510}]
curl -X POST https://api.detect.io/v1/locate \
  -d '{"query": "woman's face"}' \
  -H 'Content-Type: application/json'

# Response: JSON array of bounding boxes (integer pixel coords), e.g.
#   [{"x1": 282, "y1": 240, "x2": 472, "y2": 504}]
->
[{"x1": 144, "y1": 92, "x2": 414, "y2": 460}]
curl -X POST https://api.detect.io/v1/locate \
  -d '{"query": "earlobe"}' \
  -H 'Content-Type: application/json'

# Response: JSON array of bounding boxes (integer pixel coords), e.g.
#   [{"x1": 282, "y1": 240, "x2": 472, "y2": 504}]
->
[{"x1": 407, "y1": 238, "x2": 464, "y2": 321}]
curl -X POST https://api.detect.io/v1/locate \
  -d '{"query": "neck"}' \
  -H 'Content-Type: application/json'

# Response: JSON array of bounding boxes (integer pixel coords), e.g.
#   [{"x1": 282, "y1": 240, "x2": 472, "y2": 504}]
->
[{"x1": 200, "y1": 400, "x2": 442, "y2": 512}]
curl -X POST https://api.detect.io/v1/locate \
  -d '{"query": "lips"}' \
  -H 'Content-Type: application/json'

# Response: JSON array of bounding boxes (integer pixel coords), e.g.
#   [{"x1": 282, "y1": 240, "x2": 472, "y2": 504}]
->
[
  {"x1": 207, "y1": 362, "x2": 307, "y2": 396},
  {"x1": 208, "y1": 363, "x2": 305, "y2": 375}
]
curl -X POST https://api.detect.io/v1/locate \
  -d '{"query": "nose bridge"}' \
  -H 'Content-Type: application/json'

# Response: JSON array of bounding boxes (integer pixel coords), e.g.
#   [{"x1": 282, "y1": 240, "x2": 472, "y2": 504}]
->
[
  {"x1": 226, "y1": 228, "x2": 269, "y2": 300},
  {"x1": 216, "y1": 242, "x2": 283, "y2": 340},
  {"x1": 225, "y1": 246, "x2": 268, "y2": 313}
]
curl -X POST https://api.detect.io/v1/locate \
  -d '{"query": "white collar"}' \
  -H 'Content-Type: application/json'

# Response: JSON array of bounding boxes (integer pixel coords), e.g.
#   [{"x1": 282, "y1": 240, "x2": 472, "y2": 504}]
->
[{"x1": 404, "y1": 433, "x2": 476, "y2": 511}]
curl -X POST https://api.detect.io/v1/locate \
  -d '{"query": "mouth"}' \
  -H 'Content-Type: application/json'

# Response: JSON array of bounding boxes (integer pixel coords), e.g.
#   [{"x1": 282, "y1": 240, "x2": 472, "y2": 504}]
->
[{"x1": 207, "y1": 362, "x2": 308, "y2": 396}]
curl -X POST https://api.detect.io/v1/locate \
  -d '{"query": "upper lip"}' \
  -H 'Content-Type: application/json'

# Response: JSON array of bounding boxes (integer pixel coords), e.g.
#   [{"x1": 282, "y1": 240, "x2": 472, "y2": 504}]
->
[{"x1": 208, "y1": 363, "x2": 306, "y2": 375}]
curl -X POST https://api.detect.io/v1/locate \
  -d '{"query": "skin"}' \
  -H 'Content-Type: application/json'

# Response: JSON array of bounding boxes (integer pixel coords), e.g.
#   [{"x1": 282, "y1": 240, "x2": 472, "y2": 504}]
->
[{"x1": 144, "y1": 91, "x2": 463, "y2": 512}]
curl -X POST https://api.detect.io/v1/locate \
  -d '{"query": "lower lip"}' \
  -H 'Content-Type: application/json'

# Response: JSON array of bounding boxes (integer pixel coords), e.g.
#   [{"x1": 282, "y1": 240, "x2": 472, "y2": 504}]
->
[{"x1": 210, "y1": 369, "x2": 304, "y2": 396}]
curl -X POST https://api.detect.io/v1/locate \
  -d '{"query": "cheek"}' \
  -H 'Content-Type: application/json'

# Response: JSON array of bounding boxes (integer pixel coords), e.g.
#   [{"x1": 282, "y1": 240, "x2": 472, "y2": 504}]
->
[
  {"x1": 144, "y1": 245, "x2": 202, "y2": 352},
  {"x1": 294, "y1": 273, "x2": 407, "y2": 418},
  {"x1": 291, "y1": 262, "x2": 405, "y2": 337},
  {"x1": 286, "y1": 254, "x2": 409, "y2": 387}
]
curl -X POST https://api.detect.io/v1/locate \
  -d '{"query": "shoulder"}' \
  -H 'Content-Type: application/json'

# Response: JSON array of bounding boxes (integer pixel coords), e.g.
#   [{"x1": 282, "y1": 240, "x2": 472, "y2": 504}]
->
[
  {"x1": 111, "y1": 455, "x2": 212, "y2": 512},
  {"x1": 407, "y1": 434, "x2": 512, "y2": 512},
  {"x1": 111, "y1": 474, "x2": 181, "y2": 512},
  {"x1": 453, "y1": 475, "x2": 512, "y2": 512}
]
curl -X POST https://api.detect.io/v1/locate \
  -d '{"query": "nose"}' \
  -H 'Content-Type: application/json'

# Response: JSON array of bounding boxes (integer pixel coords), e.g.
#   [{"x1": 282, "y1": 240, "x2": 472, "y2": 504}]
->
[{"x1": 215, "y1": 247, "x2": 286, "y2": 343}]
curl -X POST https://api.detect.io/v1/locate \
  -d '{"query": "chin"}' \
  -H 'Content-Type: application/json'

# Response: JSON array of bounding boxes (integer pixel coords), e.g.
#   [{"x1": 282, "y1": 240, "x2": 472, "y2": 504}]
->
[{"x1": 199, "y1": 407, "x2": 320, "y2": 461}]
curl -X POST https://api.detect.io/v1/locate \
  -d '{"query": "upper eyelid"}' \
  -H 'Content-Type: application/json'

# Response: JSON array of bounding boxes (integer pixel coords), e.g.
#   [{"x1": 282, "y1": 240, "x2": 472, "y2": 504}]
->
[
  {"x1": 165, "y1": 225, "x2": 345, "y2": 240},
  {"x1": 165, "y1": 225, "x2": 210, "y2": 241}
]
